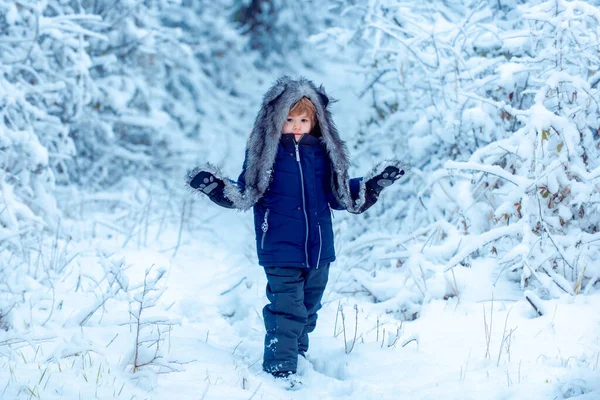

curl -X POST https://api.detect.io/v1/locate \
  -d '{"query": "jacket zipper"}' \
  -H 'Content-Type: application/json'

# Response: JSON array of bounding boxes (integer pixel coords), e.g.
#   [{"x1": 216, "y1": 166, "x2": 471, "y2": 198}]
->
[
  {"x1": 316, "y1": 223, "x2": 322, "y2": 269},
  {"x1": 294, "y1": 141, "x2": 311, "y2": 268},
  {"x1": 261, "y1": 208, "x2": 270, "y2": 250}
]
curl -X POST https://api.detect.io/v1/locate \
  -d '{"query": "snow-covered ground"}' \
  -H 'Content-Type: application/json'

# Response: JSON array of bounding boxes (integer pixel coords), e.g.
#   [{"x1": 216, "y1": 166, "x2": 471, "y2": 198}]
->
[
  {"x1": 1, "y1": 62, "x2": 599, "y2": 400},
  {"x1": 4, "y1": 204, "x2": 598, "y2": 399}
]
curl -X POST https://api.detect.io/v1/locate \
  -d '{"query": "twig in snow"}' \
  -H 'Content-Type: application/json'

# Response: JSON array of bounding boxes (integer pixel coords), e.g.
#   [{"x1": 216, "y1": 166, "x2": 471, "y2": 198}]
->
[
  {"x1": 172, "y1": 198, "x2": 187, "y2": 258},
  {"x1": 359, "y1": 69, "x2": 392, "y2": 98},
  {"x1": 387, "y1": 324, "x2": 403, "y2": 348},
  {"x1": 333, "y1": 301, "x2": 341, "y2": 337},
  {"x1": 497, "y1": 307, "x2": 515, "y2": 366},
  {"x1": 483, "y1": 294, "x2": 494, "y2": 360},
  {"x1": 340, "y1": 304, "x2": 359, "y2": 354},
  {"x1": 541, "y1": 222, "x2": 574, "y2": 272},
  {"x1": 461, "y1": 350, "x2": 472, "y2": 381},
  {"x1": 539, "y1": 266, "x2": 572, "y2": 295},
  {"x1": 232, "y1": 341, "x2": 243, "y2": 355},
  {"x1": 106, "y1": 334, "x2": 119, "y2": 348},
  {"x1": 449, "y1": 267, "x2": 461, "y2": 303},
  {"x1": 200, "y1": 382, "x2": 210, "y2": 400},
  {"x1": 220, "y1": 277, "x2": 247, "y2": 296},
  {"x1": 247, "y1": 382, "x2": 262, "y2": 400},
  {"x1": 402, "y1": 338, "x2": 418, "y2": 348},
  {"x1": 40, "y1": 280, "x2": 56, "y2": 327},
  {"x1": 129, "y1": 266, "x2": 173, "y2": 373},
  {"x1": 524, "y1": 293, "x2": 543, "y2": 316}
]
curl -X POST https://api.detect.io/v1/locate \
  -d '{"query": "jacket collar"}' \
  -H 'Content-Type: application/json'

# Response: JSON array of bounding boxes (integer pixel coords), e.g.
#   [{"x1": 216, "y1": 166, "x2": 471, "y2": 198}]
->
[{"x1": 280, "y1": 133, "x2": 322, "y2": 147}]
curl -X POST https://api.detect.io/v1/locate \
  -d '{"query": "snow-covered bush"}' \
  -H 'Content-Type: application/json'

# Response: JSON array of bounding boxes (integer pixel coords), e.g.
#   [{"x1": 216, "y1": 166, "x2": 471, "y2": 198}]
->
[
  {"x1": 0, "y1": 0, "x2": 261, "y2": 333},
  {"x1": 232, "y1": 0, "x2": 334, "y2": 67},
  {"x1": 0, "y1": 0, "x2": 257, "y2": 240},
  {"x1": 445, "y1": 0, "x2": 600, "y2": 296},
  {"x1": 321, "y1": 0, "x2": 600, "y2": 316},
  {"x1": 123, "y1": 266, "x2": 180, "y2": 375}
]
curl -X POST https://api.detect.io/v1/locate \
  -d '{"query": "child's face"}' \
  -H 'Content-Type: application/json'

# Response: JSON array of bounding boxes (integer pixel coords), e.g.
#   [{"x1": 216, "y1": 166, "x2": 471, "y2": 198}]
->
[{"x1": 282, "y1": 113, "x2": 312, "y2": 134}]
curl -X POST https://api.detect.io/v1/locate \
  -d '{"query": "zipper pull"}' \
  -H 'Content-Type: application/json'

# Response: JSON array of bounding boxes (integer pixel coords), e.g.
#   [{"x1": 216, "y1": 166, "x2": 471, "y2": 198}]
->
[
  {"x1": 294, "y1": 143, "x2": 300, "y2": 162},
  {"x1": 262, "y1": 209, "x2": 269, "y2": 232}
]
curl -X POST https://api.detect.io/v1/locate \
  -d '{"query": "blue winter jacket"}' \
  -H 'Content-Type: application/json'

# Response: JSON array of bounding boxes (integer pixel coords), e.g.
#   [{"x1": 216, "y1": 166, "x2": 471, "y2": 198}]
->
[{"x1": 236, "y1": 133, "x2": 361, "y2": 268}]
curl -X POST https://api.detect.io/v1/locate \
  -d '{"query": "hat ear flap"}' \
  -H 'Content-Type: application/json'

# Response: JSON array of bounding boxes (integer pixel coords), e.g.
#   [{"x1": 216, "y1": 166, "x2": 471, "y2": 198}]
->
[
  {"x1": 316, "y1": 85, "x2": 330, "y2": 108},
  {"x1": 264, "y1": 85, "x2": 286, "y2": 106},
  {"x1": 263, "y1": 75, "x2": 292, "y2": 105}
]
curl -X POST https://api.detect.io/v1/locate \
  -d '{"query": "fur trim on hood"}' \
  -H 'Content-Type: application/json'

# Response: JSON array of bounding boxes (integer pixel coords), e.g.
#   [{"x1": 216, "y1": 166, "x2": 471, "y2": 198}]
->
[{"x1": 186, "y1": 76, "x2": 407, "y2": 212}]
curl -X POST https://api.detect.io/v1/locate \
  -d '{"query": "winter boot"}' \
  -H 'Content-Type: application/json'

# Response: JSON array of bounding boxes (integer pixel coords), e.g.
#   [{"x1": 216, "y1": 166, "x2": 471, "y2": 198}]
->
[{"x1": 271, "y1": 371, "x2": 303, "y2": 391}]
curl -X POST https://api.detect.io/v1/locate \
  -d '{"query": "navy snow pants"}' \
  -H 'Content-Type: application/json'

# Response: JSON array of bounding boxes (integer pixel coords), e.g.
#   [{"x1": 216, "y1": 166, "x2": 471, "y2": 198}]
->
[{"x1": 262, "y1": 264, "x2": 330, "y2": 374}]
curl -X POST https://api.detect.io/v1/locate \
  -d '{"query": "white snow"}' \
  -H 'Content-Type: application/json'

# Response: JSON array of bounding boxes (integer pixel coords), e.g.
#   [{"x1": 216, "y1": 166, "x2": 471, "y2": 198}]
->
[{"x1": 1, "y1": 1, "x2": 599, "y2": 399}]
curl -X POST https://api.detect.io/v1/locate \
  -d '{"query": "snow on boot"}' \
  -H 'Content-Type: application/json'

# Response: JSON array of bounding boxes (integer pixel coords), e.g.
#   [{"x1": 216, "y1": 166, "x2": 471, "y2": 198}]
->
[{"x1": 271, "y1": 371, "x2": 304, "y2": 391}]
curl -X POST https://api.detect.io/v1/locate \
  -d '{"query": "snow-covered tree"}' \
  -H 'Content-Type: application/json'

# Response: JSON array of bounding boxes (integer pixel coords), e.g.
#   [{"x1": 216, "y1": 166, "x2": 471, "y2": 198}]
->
[
  {"x1": 0, "y1": 0, "x2": 259, "y2": 245},
  {"x1": 319, "y1": 0, "x2": 600, "y2": 315},
  {"x1": 0, "y1": 0, "x2": 262, "y2": 331},
  {"x1": 232, "y1": 0, "x2": 335, "y2": 67},
  {"x1": 445, "y1": 0, "x2": 600, "y2": 297}
]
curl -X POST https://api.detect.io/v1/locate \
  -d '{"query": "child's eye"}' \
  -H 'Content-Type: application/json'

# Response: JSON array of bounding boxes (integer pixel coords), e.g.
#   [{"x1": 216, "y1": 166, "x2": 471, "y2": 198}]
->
[
  {"x1": 302, "y1": 119, "x2": 308, "y2": 122},
  {"x1": 287, "y1": 118, "x2": 293, "y2": 122}
]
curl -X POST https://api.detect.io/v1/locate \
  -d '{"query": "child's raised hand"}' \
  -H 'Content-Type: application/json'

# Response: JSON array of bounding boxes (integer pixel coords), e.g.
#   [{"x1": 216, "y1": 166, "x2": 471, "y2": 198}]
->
[
  {"x1": 374, "y1": 166, "x2": 405, "y2": 188},
  {"x1": 189, "y1": 170, "x2": 235, "y2": 209},
  {"x1": 355, "y1": 164, "x2": 406, "y2": 213},
  {"x1": 367, "y1": 165, "x2": 406, "y2": 194},
  {"x1": 190, "y1": 171, "x2": 222, "y2": 195}
]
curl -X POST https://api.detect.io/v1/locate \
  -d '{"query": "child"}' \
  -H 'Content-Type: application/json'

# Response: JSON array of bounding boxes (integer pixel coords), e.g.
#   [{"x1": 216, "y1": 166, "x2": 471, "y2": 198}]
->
[{"x1": 187, "y1": 76, "x2": 406, "y2": 385}]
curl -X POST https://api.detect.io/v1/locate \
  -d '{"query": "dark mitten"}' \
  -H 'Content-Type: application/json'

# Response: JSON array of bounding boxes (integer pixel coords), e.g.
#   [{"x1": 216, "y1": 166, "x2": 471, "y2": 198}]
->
[
  {"x1": 189, "y1": 171, "x2": 234, "y2": 209},
  {"x1": 360, "y1": 165, "x2": 405, "y2": 213},
  {"x1": 365, "y1": 165, "x2": 405, "y2": 196},
  {"x1": 190, "y1": 171, "x2": 221, "y2": 193}
]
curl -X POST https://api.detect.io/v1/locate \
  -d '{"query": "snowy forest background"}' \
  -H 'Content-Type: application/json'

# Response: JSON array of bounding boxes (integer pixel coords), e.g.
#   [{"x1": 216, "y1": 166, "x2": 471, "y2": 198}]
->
[{"x1": 1, "y1": 0, "x2": 600, "y2": 399}]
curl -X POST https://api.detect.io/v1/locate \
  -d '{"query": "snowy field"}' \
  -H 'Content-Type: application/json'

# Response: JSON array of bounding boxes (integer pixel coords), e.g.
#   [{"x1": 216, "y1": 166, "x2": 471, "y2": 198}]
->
[
  {"x1": 2, "y1": 205, "x2": 598, "y2": 400},
  {"x1": 1, "y1": 62, "x2": 599, "y2": 400},
  {"x1": 3, "y1": 1, "x2": 600, "y2": 398}
]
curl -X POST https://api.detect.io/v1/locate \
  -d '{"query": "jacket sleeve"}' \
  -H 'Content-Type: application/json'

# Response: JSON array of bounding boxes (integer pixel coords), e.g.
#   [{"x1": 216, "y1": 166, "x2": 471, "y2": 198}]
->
[
  {"x1": 229, "y1": 151, "x2": 247, "y2": 193},
  {"x1": 355, "y1": 177, "x2": 379, "y2": 214},
  {"x1": 350, "y1": 177, "x2": 379, "y2": 214},
  {"x1": 327, "y1": 190, "x2": 346, "y2": 210},
  {"x1": 215, "y1": 151, "x2": 248, "y2": 209},
  {"x1": 187, "y1": 151, "x2": 248, "y2": 210},
  {"x1": 326, "y1": 166, "x2": 349, "y2": 210},
  {"x1": 327, "y1": 177, "x2": 367, "y2": 211}
]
